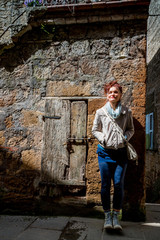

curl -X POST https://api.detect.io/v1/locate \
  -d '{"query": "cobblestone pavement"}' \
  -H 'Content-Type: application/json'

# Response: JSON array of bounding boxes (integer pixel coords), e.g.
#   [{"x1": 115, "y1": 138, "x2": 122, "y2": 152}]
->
[{"x1": 0, "y1": 204, "x2": 160, "y2": 240}]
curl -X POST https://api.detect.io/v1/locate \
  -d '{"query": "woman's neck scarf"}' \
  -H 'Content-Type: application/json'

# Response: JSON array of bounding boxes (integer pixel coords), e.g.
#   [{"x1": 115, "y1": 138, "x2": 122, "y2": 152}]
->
[{"x1": 105, "y1": 101, "x2": 122, "y2": 119}]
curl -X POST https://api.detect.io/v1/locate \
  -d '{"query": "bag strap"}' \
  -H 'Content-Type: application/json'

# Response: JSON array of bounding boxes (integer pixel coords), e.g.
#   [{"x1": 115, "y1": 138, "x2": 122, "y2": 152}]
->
[
  {"x1": 102, "y1": 106, "x2": 127, "y2": 142},
  {"x1": 102, "y1": 107, "x2": 138, "y2": 164}
]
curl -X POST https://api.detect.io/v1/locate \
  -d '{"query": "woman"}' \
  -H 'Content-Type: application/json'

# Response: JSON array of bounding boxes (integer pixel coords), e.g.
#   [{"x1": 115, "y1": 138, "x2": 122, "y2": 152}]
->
[{"x1": 92, "y1": 81, "x2": 134, "y2": 230}]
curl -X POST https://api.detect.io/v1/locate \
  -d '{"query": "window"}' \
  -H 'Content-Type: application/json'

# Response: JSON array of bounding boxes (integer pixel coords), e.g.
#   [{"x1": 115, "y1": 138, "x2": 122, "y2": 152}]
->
[{"x1": 146, "y1": 113, "x2": 154, "y2": 150}]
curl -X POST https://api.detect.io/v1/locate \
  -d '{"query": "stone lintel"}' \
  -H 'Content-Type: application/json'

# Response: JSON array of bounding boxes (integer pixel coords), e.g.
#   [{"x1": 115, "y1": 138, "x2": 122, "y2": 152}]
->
[
  {"x1": 30, "y1": 2, "x2": 150, "y2": 26},
  {"x1": 46, "y1": 0, "x2": 151, "y2": 13},
  {"x1": 43, "y1": 96, "x2": 106, "y2": 100}
]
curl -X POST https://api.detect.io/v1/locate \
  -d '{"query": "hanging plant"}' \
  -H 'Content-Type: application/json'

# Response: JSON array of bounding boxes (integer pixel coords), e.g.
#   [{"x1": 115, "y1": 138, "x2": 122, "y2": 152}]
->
[{"x1": 24, "y1": 0, "x2": 42, "y2": 7}]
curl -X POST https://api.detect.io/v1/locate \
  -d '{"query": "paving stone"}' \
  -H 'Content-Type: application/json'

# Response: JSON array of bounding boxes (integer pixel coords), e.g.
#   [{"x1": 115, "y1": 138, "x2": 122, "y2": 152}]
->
[
  {"x1": 141, "y1": 225, "x2": 160, "y2": 240},
  {"x1": 63, "y1": 217, "x2": 103, "y2": 240},
  {"x1": 59, "y1": 220, "x2": 87, "y2": 240},
  {"x1": 1, "y1": 207, "x2": 160, "y2": 240},
  {"x1": 31, "y1": 216, "x2": 69, "y2": 231},
  {"x1": 0, "y1": 215, "x2": 37, "y2": 240},
  {"x1": 102, "y1": 222, "x2": 144, "y2": 240},
  {"x1": 16, "y1": 228, "x2": 61, "y2": 240},
  {"x1": 120, "y1": 222, "x2": 144, "y2": 239},
  {"x1": 71, "y1": 216, "x2": 103, "y2": 224}
]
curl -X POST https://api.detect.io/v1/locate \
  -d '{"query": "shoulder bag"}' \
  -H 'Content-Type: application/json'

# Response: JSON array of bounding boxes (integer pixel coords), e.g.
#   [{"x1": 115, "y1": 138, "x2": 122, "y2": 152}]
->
[{"x1": 102, "y1": 107, "x2": 138, "y2": 165}]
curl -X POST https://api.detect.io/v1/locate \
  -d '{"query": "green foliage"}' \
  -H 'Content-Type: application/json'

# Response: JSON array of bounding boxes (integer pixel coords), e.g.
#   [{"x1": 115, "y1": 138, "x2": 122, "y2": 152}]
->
[
  {"x1": 41, "y1": 24, "x2": 50, "y2": 35},
  {"x1": 40, "y1": 24, "x2": 55, "y2": 35}
]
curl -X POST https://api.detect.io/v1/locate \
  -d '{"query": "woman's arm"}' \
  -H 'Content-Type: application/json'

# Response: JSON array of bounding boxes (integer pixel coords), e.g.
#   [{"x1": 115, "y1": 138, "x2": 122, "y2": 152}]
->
[{"x1": 92, "y1": 110, "x2": 105, "y2": 145}]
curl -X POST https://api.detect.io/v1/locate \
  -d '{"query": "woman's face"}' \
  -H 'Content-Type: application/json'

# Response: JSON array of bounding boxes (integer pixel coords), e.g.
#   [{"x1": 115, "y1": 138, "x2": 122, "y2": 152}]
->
[{"x1": 107, "y1": 86, "x2": 122, "y2": 104}]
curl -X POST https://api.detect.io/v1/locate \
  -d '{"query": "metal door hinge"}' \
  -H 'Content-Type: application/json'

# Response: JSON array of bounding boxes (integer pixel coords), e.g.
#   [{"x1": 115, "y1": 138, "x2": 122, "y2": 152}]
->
[{"x1": 43, "y1": 115, "x2": 61, "y2": 121}]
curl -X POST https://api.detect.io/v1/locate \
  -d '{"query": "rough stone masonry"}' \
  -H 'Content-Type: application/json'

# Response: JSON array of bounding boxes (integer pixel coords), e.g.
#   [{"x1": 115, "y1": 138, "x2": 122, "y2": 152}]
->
[
  {"x1": 146, "y1": 0, "x2": 160, "y2": 203},
  {"x1": 0, "y1": 1, "x2": 150, "y2": 220}
]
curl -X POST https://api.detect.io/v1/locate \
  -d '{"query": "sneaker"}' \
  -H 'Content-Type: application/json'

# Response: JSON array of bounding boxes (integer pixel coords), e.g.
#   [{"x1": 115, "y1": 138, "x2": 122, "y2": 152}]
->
[
  {"x1": 112, "y1": 211, "x2": 122, "y2": 230},
  {"x1": 104, "y1": 211, "x2": 113, "y2": 229}
]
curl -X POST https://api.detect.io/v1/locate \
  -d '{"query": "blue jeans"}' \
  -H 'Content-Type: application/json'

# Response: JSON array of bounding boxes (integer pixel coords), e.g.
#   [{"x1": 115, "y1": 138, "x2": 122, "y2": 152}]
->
[{"x1": 98, "y1": 147, "x2": 128, "y2": 211}]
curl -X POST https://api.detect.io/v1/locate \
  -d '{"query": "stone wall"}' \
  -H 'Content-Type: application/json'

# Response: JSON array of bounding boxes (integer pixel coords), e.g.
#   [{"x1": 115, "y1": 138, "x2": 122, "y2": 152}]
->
[
  {"x1": 0, "y1": 3, "x2": 148, "y2": 219},
  {"x1": 147, "y1": 0, "x2": 160, "y2": 64},
  {"x1": 146, "y1": 0, "x2": 160, "y2": 203},
  {"x1": 0, "y1": 0, "x2": 46, "y2": 54}
]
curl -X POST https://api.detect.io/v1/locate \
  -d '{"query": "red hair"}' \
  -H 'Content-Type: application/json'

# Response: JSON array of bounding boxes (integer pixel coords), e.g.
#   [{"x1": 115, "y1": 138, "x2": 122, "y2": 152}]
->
[{"x1": 104, "y1": 81, "x2": 122, "y2": 94}]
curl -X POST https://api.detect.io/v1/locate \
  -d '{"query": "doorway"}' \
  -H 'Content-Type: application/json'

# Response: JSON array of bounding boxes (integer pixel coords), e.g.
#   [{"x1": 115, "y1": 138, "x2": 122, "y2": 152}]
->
[{"x1": 41, "y1": 98, "x2": 88, "y2": 197}]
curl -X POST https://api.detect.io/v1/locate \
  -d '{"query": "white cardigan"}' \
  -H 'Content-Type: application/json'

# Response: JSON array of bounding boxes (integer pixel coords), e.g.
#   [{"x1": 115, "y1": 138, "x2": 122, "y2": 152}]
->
[{"x1": 92, "y1": 105, "x2": 134, "y2": 150}]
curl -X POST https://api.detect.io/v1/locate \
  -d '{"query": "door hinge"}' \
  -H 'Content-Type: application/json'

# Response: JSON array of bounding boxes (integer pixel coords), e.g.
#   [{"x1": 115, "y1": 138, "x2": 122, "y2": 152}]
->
[{"x1": 43, "y1": 115, "x2": 61, "y2": 121}]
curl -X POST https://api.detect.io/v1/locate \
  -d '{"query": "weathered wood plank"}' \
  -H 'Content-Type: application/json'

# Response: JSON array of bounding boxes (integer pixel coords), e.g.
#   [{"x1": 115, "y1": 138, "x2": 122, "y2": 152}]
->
[
  {"x1": 69, "y1": 101, "x2": 87, "y2": 185},
  {"x1": 41, "y1": 99, "x2": 70, "y2": 183}
]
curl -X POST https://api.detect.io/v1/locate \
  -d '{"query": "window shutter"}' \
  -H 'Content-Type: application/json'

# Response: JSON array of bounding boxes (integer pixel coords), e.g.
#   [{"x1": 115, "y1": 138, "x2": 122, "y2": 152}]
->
[{"x1": 146, "y1": 113, "x2": 154, "y2": 150}]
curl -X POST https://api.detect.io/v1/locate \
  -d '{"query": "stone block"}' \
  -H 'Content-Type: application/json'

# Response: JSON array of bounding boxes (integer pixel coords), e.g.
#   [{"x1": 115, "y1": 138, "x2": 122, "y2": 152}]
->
[
  {"x1": 87, "y1": 114, "x2": 95, "y2": 137},
  {"x1": 107, "y1": 59, "x2": 146, "y2": 83},
  {"x1": 137, "y1": 37, "x2": 146, "y2": 57},
  {"x1": 8, "y1": 136, "x2": 24, "y2": 147},
  {"x1": 133, "y1": 97, "x2": 146, "y2": 107},
  {"x1": 33, "y1": 65, "x2": 52, "y2": 81},
  {"x1": 46, "y1": 80, "x2": 91, "y2": 97},
  {"x1": 32, "y1": 131, "x2": 43, "y2": 150},
  {"x1": 79, "y1": 57, "x2": 99, "y2": 76},
  {"x1": 86, "y1": 194, "x2": 101, "y2": 205},
  {"x1": 90, "y1": 39, "x2": 110, "y2": 55},
  {"x1": 109, "y1": 37, "x2": 130, "y2": 59},
  {"x1": 123, "y1": 14, "x2": 135, "y2": 21},
  {"x1": 87, "y1": 23, "x2": 116, "y2": 38},
  {"x1": 98, "y1": 15, "x2": 112, "y2": 22},
  {"x1": 14, "y1": 225, "x2": 62, "y2": 240},
  {"x1": 0, "y1": 131, "x2": 5, "y2": 145},
  {"x1": 136, "y1": 13, "x2": 148, "y2": 20},
  {"x1": 111, "y1": 14, "x2": 123, "y2": 21},
  {"x1": 31, "y1": 216, "x2": 69, "y2": 230},
  {"x1": 131, "y1": 108, "x2": 145, "y2": 127},
  {"x1": 53, "y1": 18, "x2": 66, "y2": 25},
  {"x1": 0, "y1": 112, "x2": 6, "y2": 131},
  {"x1": 76, "y1": 17, "x2": 88, "y2": 24},
  {"x1": 21, "y1": 110, "x2": 39, "y2": 127},
  {"x1": 149, "y1": 0, "x2": 160, "y2": 15},
  {"x1": 0, "y1": 216, "x2": 37, "y2": 240},
  {"x1": 71, "y1": 40, "x2": 90, "y2": 56},
  {"x1": 88, "y1": 98, "x2": 106, "y2": 115},
  {"x1": 5, "y1": 115, "x2": 13, "y2": 128},
  {"x1": 0, "y1": 29, "x2": 11, "y2": 45},
  {"x1": 21, "y1": 149, "x2": 41, "y2": 171},
  {"x1": 12, "y1": 64, "x2": 31, "y2": 81},
  {"x1": 65, "y1": 17, "x2": 77, "y2": 25},
  {"x1": 57, "y1": 41, "x2": 70, "y2": 57},
  {"x1": 86, "y1": 138, "x2": 101, "y2": 201},
  {"x1": 0, "y1": 90, "x2": 16, "y2": 107},
  {"x1": 51, "y1": 61, "x2": 77, "y2": 81},
  {"x1": 88, "y1": 15, "x2": 99, "y2": 23},
  {"x1": 133, "y1": 84, "x2": 146, "y2": 98}
]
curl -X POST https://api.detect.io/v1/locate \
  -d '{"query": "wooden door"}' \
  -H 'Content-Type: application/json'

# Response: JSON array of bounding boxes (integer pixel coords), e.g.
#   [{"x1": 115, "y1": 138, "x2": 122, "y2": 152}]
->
[{"x1": 41, "y1": 99, "x2": 87, "y2": 186}]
